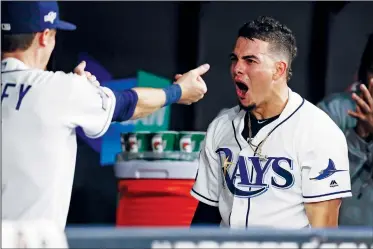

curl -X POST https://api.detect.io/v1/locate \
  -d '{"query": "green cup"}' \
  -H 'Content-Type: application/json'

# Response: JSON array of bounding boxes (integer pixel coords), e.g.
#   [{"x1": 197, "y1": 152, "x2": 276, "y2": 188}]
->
[
  {"x1": 150, "y1": 131, "x2": 179, "y2": 153},
  {"x1": 178, "y1": 131, "x2": 206, "y2": 153},
  {"x1": 121, "y1": 131, "x2": 151, "y2": 153}
]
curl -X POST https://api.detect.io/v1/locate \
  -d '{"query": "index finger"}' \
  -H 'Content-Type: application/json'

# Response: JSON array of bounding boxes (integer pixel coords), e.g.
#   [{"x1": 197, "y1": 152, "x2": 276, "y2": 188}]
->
[
  {"x1": 190, "y1": 63, "x2": 210, "y2": 76},
  {"x1": 360, "y1": 83, "x2": 373, "y2": 108}
]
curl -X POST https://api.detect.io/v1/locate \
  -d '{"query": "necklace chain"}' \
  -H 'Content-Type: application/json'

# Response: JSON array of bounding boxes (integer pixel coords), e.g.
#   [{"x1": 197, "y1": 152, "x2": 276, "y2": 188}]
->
[{"x1": 246, "y1": 113, "x2": 269, "y2": 161}]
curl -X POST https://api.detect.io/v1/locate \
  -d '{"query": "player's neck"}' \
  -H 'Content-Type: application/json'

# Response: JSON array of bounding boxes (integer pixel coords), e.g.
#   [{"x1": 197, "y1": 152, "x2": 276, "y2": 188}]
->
[
  {"x1": 251, "y1": 85, "x2": 289, "y2": 120},
  {"x1": 2, "y1": 49, "x2": 46, "y2": 70}
]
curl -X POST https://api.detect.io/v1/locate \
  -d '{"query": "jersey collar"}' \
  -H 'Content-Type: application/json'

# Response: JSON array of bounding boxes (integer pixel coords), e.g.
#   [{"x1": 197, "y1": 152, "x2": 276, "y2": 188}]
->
[
  {"x1": 233, "y1": 88, "x2": 305, "y2": 147},
  {"x1": 1, "y1": 58, "x2": 30, "y2": 72}
]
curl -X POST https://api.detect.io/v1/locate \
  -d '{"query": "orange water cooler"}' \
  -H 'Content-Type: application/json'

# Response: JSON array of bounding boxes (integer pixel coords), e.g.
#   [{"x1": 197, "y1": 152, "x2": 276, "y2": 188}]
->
[{"x1": 114, "y1": 160, "x2": 199, "y2": 226}]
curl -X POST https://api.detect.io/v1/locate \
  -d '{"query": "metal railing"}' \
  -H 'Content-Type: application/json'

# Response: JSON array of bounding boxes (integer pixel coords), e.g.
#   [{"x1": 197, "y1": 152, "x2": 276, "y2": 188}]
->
[{"x1": 65, "y1": 226, "x2": 373, "y2": 249}]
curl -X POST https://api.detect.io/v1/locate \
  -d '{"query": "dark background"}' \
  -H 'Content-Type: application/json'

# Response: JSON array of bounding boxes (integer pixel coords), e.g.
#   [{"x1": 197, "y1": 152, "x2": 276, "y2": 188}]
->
[{"x1": 49, "y1": 1, "x2": 373, "y2": 226}]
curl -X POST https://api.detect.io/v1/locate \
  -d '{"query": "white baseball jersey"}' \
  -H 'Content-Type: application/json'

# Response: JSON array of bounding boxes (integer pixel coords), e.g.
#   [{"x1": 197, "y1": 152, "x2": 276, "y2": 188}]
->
[
  {"x1": 1, "y1": 58, "x2": 116, "y2": 229},
  {"x1": 191, "y1": 89, "x2": 352, "y2": 229}
]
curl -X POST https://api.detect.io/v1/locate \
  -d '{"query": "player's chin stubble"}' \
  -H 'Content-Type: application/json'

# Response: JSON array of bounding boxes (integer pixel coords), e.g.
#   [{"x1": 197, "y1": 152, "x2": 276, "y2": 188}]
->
[{"x1": 238, "y1": 100, "x2": 256, "y2": 112}]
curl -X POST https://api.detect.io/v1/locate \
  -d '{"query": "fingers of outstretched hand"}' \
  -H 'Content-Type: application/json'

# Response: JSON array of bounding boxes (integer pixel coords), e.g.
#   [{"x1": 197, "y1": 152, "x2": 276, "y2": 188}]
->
[
  {"x1": 175, "y1": 64, "x2": 209, "y2": 104},
  {"x1": 348, "y1": 106, "x2": 366, "y2": 121},
  {"x1": 190, "y1": 63, "x2": 210, "y2": 76},
  {"x1": 359, "y1": 83, "x2": 373, "y2": 109},
  {"x1": 175, "y1": 63, "x2": 209, "y2": 81},
  {"x1": 352, "y1": 92, "x2": 371, "y2": 113}
]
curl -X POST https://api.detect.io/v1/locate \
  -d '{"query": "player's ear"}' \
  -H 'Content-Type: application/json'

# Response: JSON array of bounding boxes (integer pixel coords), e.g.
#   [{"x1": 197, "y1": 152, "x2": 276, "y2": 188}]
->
[
  {"x1": 272, "y1": 61, "x2": 287, "y2": 81},
  {"x1": 39, "y1": 29, "x2": 54, "y2": 47}
]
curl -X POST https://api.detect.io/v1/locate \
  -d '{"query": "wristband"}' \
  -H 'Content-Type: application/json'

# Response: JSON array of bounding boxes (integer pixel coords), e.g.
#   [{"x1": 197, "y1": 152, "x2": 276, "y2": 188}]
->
[
  {"x1": 112, "y1": 89, "x2": 138, "y2": 122},
  {"x1": 162, "y1": 84, "x2": 182, "y2": 107}
]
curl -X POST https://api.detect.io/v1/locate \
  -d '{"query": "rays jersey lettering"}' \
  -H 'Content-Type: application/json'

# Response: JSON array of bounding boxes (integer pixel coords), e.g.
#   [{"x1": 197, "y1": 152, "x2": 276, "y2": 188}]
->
[{"x1": 216, "y1": 148, "x2": 294, "y2": 198}]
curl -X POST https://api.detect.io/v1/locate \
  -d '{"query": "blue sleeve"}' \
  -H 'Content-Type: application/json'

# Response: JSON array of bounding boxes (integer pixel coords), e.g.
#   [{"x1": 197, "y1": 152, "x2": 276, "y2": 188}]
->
[
  {"x1": 112, "y1": 89, "x2": 138, "y2": 122},
  {"x1": 112, "y1": 84, "x2": 181, "y2": 122}
]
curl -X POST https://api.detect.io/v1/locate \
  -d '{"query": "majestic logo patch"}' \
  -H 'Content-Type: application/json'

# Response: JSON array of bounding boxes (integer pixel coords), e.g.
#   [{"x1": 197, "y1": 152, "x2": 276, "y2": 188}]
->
[{"x1": 330, "y1": 180, "x2": 338, "y2": 188}]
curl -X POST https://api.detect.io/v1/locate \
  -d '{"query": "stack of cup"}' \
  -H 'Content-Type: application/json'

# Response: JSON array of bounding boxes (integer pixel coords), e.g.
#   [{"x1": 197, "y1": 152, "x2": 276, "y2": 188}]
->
[{"x1": 120, "y1": 131, "x2": 206, "y2": 161}]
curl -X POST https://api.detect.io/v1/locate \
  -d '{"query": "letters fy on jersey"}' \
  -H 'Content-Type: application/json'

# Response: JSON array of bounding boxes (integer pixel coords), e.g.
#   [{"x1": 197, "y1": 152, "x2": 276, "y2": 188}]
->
[{"x1": 216, "y1": 148, "x2": 294, "y2": 198}]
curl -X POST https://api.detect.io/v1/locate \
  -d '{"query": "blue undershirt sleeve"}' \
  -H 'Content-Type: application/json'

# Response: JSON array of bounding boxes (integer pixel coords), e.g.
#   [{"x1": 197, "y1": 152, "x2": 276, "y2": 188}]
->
[{"x1": 112, "y1": 89, "x2": 138, "y2": 122}]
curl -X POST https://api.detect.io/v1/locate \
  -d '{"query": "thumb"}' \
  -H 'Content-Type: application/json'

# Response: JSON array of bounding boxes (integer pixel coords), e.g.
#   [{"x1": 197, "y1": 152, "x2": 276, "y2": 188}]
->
[
  {"x1": 74, "y1": 61, "x2": 86, "y2": 75},
  {"x1": 190, "y1": 63, "x2": 210, "y2": 76}
]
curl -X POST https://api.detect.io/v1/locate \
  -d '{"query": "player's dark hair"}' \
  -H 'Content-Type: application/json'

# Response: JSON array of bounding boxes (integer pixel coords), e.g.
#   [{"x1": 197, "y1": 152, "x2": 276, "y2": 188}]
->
[
  {"x1": 2, "y1": 33, "x2": 37, "y2": 53},
  {"x1": 358, "y1": 33, "x2": 373, "y2": 85},
  {"x1": 238, "y1": 16, "x2": 297, "y2": 81}
]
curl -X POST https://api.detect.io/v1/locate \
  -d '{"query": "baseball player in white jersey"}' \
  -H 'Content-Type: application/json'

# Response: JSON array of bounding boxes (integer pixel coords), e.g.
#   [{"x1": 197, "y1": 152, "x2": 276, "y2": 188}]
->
[
  {"x1": 2, "y1": 1, "x2": 210, "y2": 229},
  {"x1": 190, "y1": 16, "x2": 352, "y2": 229}
]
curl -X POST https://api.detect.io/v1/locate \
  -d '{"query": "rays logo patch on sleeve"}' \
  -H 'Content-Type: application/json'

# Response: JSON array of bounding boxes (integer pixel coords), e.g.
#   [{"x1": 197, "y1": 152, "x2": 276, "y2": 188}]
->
[{"x1": 310, "y1": 159, "x2": 346, "y2": 181}]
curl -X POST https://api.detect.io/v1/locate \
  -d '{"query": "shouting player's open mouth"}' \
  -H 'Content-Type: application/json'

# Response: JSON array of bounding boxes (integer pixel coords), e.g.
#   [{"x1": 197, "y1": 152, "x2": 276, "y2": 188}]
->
[{"x1": 235, "y1": 81, "x2": 248, "y2": 99}]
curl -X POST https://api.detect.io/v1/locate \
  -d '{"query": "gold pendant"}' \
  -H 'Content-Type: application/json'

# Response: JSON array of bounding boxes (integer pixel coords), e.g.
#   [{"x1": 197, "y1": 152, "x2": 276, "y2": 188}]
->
[
  {"x1": 258, "y1": 154, "x2": 268, "y2": 161},
  {"x1": 257, "y1": 149, "x2": 268, "y2": 161}
]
